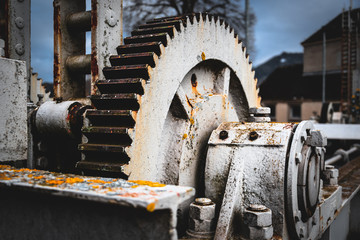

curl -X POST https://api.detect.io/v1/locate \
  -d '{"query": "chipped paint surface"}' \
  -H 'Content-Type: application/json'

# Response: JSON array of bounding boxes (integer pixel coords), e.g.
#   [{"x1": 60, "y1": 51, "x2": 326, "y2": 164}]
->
[
  {"x1": 125, "y1": 14, "x2": 258, "y2": 185},
  {"x1": 0, "y1": 165, "x2": 194, "y2": 212},
  {"x1": 0, "y1": 58, "x2": 27, "y2": 162}
]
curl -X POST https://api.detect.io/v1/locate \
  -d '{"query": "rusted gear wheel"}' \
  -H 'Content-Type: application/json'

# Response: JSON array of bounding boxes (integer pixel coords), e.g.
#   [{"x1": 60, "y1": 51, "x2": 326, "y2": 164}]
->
[{"x1": 77, "y1": 13, "x2": 260, "y2": 189}]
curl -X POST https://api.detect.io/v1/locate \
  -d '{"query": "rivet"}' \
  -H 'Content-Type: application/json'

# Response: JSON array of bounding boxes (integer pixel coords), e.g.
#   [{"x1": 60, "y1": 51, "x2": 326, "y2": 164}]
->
[
  {"x1": 15, "y1": 43, "x2": 24, "y2": 55},
  {"x1": 15, "y1": 17, "x2": 24, "y2": 29}
]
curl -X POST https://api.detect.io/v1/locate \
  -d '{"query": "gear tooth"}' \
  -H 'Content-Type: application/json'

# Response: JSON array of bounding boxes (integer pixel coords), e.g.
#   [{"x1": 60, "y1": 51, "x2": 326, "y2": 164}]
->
[
  {"x1": 254, "y1": 77, "x2": 258, "y2": 86},
  {"x1": 219, "y1": 18, "x2": 224, "y2": 26},
  {"x1": 187, "y1": 14, "x2": 195, "y2": 25},
  {"x1": 198, "y1": 12, "x2": 204, "y2": 24},
  {"x1": 205, "y1": 13, "x2": 210, "y2": 23},
  {"x1": 250, "y1": 68, "x2": 255, "y2": 79}
]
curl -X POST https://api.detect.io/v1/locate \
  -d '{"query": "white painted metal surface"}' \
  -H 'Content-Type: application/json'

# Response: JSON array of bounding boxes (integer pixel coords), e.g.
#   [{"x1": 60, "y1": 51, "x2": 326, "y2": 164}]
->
[
  {"x1": 204, "y1": 121, "x2": 341, "y2": 239},
  {"x1": 0, "y1": 58, "x2": 27, "y2": 162},
  {"x1": 125, "y1": 15, "x2": 260, "y2": 188},
  {"x1": 205, "y1": 122, "x2": 294, "y2": 239},
  {"x1": 314, "y1": 123, "x2": 360, "y2": 140}
]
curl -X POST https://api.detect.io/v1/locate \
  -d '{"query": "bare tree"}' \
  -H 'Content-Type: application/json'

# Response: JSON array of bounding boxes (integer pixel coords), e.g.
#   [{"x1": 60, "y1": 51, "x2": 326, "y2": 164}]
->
[{"x1": 123, "y1": 0, "x2": 256, "y2": 57}]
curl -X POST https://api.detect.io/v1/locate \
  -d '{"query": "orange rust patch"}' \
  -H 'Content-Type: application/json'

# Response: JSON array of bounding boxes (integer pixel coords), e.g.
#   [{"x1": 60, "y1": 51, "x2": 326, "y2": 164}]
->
[
  {"x1": 65, "y1": 177, "x2": 85, "y2": 184},
  {"x1": 146, "y1": 202, "x2": 156, "y2": 212},
  {"x1": 45, "y1": 180, "x2": 65, "y2": 185},
  {"x1": 201, "y1": 52, "x2": 206, "y2": 61},
  {"x1": 87, "y1": 179, "x2": 111, "y2": 184},
  {"x1": 189, "y1": 118, "x2": 195, "y2": 125},
  {"x1": 128, "y1": 180, "x2": 166, "y2": 187},
  {"x1": 0, "y1": 173, "x2": 11, "y2": 180},
  {"x1": 182, "y1": 133, "x2": 188, "y2": 140}
]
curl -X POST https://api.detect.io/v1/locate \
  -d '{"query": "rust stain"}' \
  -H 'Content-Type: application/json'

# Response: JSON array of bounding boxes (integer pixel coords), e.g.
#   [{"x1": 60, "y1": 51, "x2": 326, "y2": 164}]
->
[
  {"x1": 91, "y1": 0, "x2": 99, "y2": 95},
  {"x1": 53, "y1": 3, "x2": 61, "y2": 99},
  {"x1": 146, "y1": 202, "x2": 156, "y2": 212},
  {"x1": 201, "y1": 52, "x2": 206, "y2": 61},
  {"x1": 128, "y1": 180, "x2": 166, "y2": 187}
]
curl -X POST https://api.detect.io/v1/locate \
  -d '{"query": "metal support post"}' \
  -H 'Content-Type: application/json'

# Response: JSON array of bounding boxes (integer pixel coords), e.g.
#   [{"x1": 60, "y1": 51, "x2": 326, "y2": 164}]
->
[
  {"x1": 90, "y1": 0, "x2": 123, "y2": 95},
  {"x1": 54, "y1": 0, "x2": 86, "y2": 100},
  {"x1": 54, "y1": 0, "x2": 123, "y2": 99},
  {"x1": 5, "y1": 0, "x2": 31, "y2": 101}
]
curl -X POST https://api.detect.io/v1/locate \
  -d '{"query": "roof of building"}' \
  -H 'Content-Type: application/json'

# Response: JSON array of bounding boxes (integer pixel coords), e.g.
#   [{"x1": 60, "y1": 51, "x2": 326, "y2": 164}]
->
[
  {"x1": 259, "y1": 64, "x2": 341, "y2": 102},
  {"x1": 302, "y1": 8, "x2": 360, "y2": 45},
  {"x1": 255, "y1": 52, "x2": 303, "y2": 86}
]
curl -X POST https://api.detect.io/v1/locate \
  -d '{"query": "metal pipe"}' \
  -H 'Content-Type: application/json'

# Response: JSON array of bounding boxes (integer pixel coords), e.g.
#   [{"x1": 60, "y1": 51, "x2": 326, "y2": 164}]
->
[
  {"x1": 66, "y1": 54, "x2": 91, "y2": 74},
  {"x1": 66, "y1": 10, "x2": 91, "y2": 32},
  {"x1": 35, "y1": 101, "x2": 83, "y2": 139},
  {"x1": 325, "y1": 146, "x2": 360, "y2": 165}
]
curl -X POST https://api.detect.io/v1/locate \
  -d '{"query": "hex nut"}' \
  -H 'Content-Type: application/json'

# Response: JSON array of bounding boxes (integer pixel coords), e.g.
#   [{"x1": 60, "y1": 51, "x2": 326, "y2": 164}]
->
[
  {"x1": 244, "y1": 208, "x2": 272, "y2": 227},
  {"x1": 188, "y1": 218, "x2": 215, "y2": 233},
  {"x1": 189, "y1": 202, "x2": 215, "y2": 221},
  {"x1": 247, "y1": 226, "x2": 273, "y2": 240}
]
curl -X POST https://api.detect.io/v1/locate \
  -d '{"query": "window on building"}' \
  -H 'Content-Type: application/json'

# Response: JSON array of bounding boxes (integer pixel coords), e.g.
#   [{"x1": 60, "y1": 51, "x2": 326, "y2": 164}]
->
[{"x1": 290, "y1": 105, "x2": 301, "y2": 121}]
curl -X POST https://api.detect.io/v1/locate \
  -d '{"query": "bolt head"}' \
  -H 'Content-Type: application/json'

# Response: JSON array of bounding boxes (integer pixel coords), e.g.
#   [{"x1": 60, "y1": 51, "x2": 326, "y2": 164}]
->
[
  {"x1": 246, "y1": 226, "x2": 273, "y2": 240},
  {"x1": 190, "y1": 201, "x2": 215, "y2": 221},
  {"x1": 219, "y1": 130, "x2": 228, "y2": 140},
  {"x1": 244, "y1": 208, "x2": 272, "y2": 227}
]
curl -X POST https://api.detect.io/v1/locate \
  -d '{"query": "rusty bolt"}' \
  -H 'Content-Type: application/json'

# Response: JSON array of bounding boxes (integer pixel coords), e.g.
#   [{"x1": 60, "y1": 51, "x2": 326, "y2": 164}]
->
[
  {"x1": 249, "y1": 131, "x2": 259, "y2": 141},
  {"x1": 244, "y1": 205, "x2": 272, "y2": 227},
  {"x1": 219, "y1": 130, "x2": 228, "y2": 140}
]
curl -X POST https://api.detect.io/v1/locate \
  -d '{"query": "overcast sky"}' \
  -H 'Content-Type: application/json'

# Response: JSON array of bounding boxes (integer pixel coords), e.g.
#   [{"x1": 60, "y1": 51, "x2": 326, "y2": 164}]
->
[{"x1": 31, "y1": 0, "x2": 360, "y2": 83}]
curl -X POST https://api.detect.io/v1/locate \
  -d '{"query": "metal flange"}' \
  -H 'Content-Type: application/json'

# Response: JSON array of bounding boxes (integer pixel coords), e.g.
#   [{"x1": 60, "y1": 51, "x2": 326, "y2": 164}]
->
[{"x1": 286, "y1": 121, "x2": 326, "y2": 239}]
